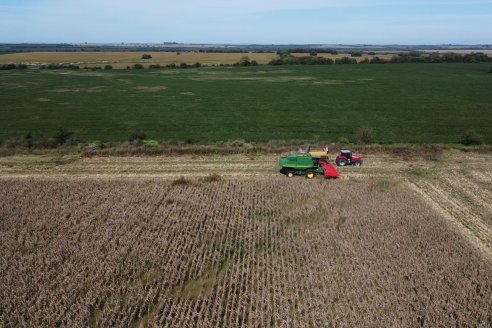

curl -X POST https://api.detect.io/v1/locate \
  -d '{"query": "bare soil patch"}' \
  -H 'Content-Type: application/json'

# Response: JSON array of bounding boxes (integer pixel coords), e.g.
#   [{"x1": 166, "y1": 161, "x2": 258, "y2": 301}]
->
[
  {"x1": 48, "y1": 86, "x2": 105, "y2": 93},
  {"x1": 134, "y1": 86, "x2": 167, "y2": 92}
]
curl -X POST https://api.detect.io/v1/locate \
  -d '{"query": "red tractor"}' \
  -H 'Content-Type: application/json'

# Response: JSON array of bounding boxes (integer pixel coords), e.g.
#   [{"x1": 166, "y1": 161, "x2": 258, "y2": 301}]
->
[{"x1": 336, "y1": 150, "x2": 363, "y2": 167}]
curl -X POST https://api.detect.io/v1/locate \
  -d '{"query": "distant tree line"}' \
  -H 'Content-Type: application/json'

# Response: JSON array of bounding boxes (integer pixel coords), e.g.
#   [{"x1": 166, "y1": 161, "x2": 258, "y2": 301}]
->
[
  {"x1": 147, "y1": 62, "x2": 203, "y2": 69},
  {"x1": 278, "y1": 48, "x2": 339, "y2": 55},
  {"x1": 268, "y1": 52, "x2": 492, "y2": 66},
  {"x1": 3, "y1": 52, "x2": 490, "y2": 71},
  {"x1": 360, "y1": 52, "x2": 492, "y2": 64},
  {"x1": 44, "y1": 64, "x2": 80, "y2": 69},
  {"x1": 232, "y1": 56, "x2": 258, "y2": 66},
  {"x1": 2, "y1": 42, "x2": 491, "y2": 54},
  {"x1": 269, "y1": 56, "x2": 334, "y2": 65},
  {"x1": 269, "y1": 54, "x2": 356, "y2": 65},
  {"x1": 1, "y1": 63, "x2": 27, "y2": 70}
]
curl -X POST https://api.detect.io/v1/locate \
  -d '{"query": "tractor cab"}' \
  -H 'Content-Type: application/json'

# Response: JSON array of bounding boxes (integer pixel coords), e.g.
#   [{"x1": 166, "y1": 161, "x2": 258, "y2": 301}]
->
[{"x1": 340, "y1": 150, "x2": 352, "y2": 160}]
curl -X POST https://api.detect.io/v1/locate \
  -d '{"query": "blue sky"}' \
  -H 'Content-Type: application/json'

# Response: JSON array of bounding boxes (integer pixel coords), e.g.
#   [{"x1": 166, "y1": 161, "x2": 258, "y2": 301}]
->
[{"x1": 0, "y1": 0, "x2": 491, "y2": 44}]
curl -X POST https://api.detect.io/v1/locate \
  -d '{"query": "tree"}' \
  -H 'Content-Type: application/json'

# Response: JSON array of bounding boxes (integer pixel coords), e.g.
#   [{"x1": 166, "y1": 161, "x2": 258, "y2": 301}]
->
[
  {"x1": 0, "y1": 64, "x2": 16, "y2": 70},
  {"x1": 54, "y1": 128, "x2": 74, "y2": 145},
  {"x1": 338, "y1": 137, "x2": 351, "y2": 146},
  {"x1": 355, "y1": 126, "x2": 375, "y2": 144},
  {"x1": 133, "y1": 63, "x2": 144, "y2": 69},
  {"x1": 141, "y1": 54, "x2": 152, "y2": 59},
  {"x1": 369, "y1": 56, "x2": 388, "y2": 64},
  {"x1": 129, "y1": 131, "x2": 147, "y2": 142},
  {"x1": 268, "y1": 59, "x2": 284, "y2": 65},
  {"x1": 143, "y1": 140, "x2": 159, "y2": 148},
  {"x1": 459, "y1": 130, "x2": 484, "y2": 145},
  {"x1": 335, "y1": 57, "x2": 357, "y2": 64},
  {"x1": 24, "y1": 132, "x2": 33, "y2": 149},
  {"x1": 104, "y1": 65, "x2": 112, "y2": 70},
  {"x1": 239, "y1": 56, "x2": 251, "y2": 66}
]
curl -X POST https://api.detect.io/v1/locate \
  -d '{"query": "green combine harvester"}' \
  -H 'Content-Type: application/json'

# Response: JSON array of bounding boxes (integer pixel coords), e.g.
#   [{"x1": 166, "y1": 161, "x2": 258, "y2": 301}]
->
[{"x1": 278, "y1": 153, "x2": 340, "y2": 179}]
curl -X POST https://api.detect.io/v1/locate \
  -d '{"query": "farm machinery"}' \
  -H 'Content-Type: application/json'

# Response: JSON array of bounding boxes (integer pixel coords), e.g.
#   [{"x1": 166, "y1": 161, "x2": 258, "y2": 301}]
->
[
  {"x1": 278, "y1": 152, "x2": 340, "y2": 179},
  {"x1": 278, "y1": 146, "x2": 363, "y2": 179},
  {"x1": 335, "y1": 150, "x2": 363, "y2": 167}
]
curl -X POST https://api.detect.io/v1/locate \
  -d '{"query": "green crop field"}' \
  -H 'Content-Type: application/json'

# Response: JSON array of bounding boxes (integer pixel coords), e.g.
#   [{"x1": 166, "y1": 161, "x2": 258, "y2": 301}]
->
[{"x1": 1, "y1": 64, "x2": 491, "y2": 144}]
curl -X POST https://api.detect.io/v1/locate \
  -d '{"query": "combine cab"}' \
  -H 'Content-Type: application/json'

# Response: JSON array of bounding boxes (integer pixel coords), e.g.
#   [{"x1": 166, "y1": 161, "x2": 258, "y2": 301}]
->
[
  {"x1": 279, "y1": 154, "x2": 339, "y2": 179},
  {"x1": 335, "y1": 150, "x2": 363, "y2": 167}
]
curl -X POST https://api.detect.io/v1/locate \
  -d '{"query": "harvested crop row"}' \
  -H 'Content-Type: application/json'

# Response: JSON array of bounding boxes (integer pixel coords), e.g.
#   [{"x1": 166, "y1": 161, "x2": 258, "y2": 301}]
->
[
  {"x1": 411, "y1": 169, "x2": 492, "y2": 254},
  {"x1": 0, "y1": 177, "x2": 491, "y2": 327}
]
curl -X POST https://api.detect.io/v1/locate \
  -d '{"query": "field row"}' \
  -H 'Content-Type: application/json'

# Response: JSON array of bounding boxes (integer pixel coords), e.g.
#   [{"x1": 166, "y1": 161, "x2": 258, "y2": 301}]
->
[
  {"x1": 1, "y1": 178, "x2": 491, "y2": 327},
  {"x1": 411, "y1": 167, "x2": 492, "y2": 261}
]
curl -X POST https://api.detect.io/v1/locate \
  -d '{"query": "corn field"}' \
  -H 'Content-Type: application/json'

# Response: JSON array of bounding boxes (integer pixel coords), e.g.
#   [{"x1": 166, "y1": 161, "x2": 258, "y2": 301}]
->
[{"x1": 1, "y1": 177, "x2": 491, "y2": 327}]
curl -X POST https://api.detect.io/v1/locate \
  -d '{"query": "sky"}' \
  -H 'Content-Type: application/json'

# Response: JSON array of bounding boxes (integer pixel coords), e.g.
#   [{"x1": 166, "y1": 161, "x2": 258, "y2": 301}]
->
[{"x1": 0, "y1": 0, "x2": 491, "y2": 44}]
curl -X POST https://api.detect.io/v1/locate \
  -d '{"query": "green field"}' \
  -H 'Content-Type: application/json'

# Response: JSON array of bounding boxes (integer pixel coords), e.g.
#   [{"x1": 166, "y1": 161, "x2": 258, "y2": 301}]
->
[{"x1": 1, "y1": 64, "x2": 491, "y2": 143}]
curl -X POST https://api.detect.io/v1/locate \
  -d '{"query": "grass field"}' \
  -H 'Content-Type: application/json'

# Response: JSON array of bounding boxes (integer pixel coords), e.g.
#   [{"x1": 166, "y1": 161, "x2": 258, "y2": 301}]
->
[
  {"x1": 1, "y1": 151, "x2": 492, "y2": 327},
  {"x1": 1, "y1": 64, "x2": 491, "y2": 143}
]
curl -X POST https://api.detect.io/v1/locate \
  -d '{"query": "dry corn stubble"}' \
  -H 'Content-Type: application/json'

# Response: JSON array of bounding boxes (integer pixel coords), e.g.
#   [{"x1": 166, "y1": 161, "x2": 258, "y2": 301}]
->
[{"x1": 0, "y1": 178, "x2": 491, "y2": 327}]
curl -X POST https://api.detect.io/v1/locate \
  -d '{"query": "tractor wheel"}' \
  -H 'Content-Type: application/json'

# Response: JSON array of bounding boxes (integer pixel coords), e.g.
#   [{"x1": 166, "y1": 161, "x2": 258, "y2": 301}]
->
[
  {"x1": 287, "y1": 172, "x2": 294, "y2": 178},
  {"x1": 305, "y1": 170, "x2": 315, "y2": 179},
  {"x1": 336, "y1": 158, "x2": 347, "y2": 166},
  {"x1": 354, "y1": 161, "x2": 362, "y2": 167}
]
